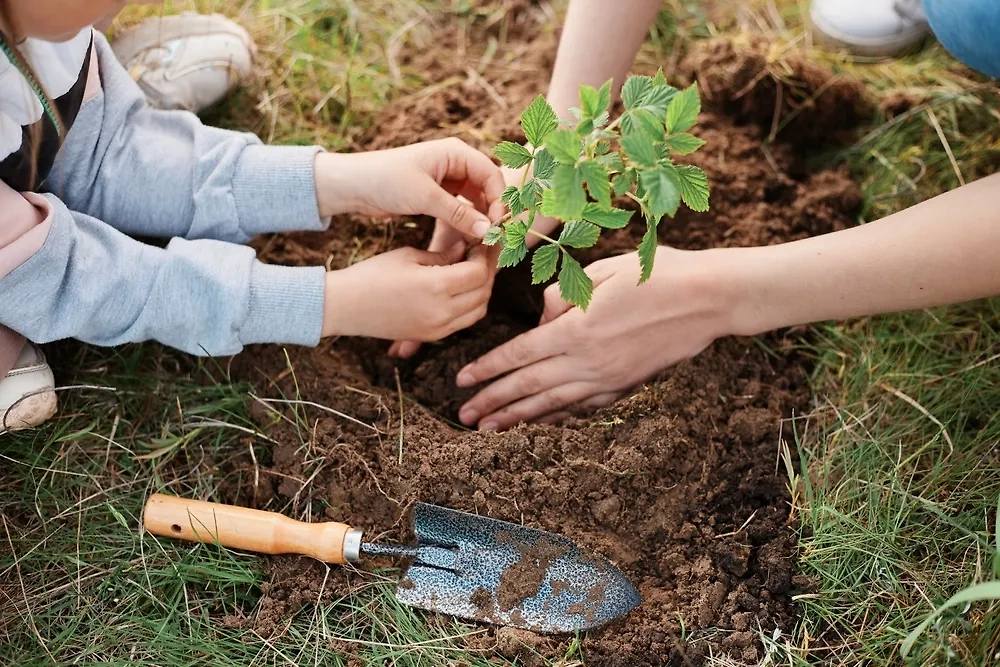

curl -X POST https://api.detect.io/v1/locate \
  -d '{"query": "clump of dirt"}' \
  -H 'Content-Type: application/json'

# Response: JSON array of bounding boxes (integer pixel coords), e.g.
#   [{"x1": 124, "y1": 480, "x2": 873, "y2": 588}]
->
[
  {"x1": 679, "y1": 36, "x2": 874, "y2": 147},
  {"x1": 222, "y1": 15, "x2": 866, "y2": 666},
  {"x1": 495, "y1": 536, "x2": 567, "y2": 613}
]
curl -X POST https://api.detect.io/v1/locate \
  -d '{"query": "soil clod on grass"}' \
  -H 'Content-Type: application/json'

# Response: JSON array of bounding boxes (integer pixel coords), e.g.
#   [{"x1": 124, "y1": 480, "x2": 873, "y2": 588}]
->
[{"x1": 229, "y1": 16, "x2": 865, "y2": 666}]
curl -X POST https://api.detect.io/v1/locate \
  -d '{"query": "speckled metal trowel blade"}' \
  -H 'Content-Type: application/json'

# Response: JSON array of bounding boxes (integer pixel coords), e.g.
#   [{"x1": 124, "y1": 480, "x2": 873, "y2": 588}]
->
[{"x1": 394, "y1": 502, "x2": 641, "y2": 633}]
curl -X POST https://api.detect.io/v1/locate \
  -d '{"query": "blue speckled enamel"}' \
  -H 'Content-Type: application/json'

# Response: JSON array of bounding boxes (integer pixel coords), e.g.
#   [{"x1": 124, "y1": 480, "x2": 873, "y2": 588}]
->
[{"x1": 393, "y1": 502, "x2": 641, "y2": 633}]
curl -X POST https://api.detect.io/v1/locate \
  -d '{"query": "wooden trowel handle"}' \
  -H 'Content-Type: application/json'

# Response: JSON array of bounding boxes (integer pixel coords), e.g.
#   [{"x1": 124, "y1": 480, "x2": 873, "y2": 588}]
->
[{"x1": 142, "y1": 494, "x2": 362, "y2": 564}]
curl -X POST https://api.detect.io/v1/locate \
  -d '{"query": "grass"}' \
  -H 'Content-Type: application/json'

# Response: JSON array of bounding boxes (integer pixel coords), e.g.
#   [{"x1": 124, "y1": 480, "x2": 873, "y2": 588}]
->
[{"x1": 3, "y1": 0, "x2": 1000, "y2": 665}]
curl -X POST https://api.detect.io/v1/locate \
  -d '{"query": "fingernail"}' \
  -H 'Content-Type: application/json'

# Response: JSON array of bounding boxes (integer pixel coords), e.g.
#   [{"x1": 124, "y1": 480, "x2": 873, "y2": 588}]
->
[
  {"x1": 456, "y1": 369, "x2": 475, "y2": 387},
  {"x1": 459, "y1": 407, "x2": 479, "y2": 425},
  {"x1": 480, "y1": 421, "x2": 499, "y2": 432},
  {"x1": 472, "y1": 219, "x2": 490, "y2": 238}
]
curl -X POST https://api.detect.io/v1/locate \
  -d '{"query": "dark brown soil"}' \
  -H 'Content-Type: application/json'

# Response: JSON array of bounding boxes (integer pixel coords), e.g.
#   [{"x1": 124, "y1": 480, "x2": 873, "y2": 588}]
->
[
  {"x1": 678, "y1": 36, "x2": 873, "y2": 147},
  {"x1": 218, "y1": 6, "x2": 864, "y2": 665}
]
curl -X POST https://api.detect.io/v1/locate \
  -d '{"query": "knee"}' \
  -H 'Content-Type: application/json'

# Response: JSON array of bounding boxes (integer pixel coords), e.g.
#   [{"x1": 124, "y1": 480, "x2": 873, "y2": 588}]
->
[{"x1": 923, "y1": 0, "x2": 1000, "y2": 78}]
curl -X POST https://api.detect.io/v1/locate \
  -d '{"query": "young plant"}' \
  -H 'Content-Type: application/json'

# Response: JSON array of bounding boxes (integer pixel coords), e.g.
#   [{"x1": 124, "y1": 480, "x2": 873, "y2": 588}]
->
[{"x1": 487, "y1": 70, "x2": 711, "y2": 310}]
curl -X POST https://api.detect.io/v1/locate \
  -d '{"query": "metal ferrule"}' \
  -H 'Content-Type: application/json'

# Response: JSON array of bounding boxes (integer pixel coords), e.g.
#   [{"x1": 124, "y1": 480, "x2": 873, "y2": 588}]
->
[{"x1": 343, "y1": 528, "x2": 363, "y2": 563}]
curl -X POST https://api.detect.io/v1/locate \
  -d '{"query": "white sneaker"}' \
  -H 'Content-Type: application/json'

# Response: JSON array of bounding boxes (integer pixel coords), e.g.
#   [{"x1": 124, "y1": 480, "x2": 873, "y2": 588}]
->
[
  {"x1": 810, "y1": 0, "x2": 930, "y2": 58},
  {"x1": 0, "y1": 342, "x2": 57, "y2": 433},
  {"x1": 110, "y1": 12, "x2": 255, "y2": 113}
]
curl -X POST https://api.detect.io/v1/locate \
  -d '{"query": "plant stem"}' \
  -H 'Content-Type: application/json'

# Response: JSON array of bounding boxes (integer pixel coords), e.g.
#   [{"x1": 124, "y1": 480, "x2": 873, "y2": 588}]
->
[
  {"x1": 519, "y1": 150, "x2": 534, "y2": 189},
  {"x1": 526, "y1": 228, "x2": 561, "y2": 246}
]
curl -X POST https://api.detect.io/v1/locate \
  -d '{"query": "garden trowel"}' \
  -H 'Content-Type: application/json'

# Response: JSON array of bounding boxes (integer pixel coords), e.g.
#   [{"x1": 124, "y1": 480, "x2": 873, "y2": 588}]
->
[{"x1": 143, "y1": 494, "x2": 640, "y2": 633}]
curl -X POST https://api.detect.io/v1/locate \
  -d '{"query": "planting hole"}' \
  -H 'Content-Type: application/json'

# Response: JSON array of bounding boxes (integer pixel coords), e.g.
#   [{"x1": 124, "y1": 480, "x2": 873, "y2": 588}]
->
[{"x1": 170, "y1": 524, "x2": 182, "y2": 534}]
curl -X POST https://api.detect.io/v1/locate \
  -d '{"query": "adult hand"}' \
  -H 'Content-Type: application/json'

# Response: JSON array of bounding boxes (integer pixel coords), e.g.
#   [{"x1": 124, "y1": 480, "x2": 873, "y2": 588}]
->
[
  {"x1": 454, "y1": 246, "x2": 737, "y2": 431},
  {"x1": 314, "y1": 138, "x2": 506, "y2": 239}
]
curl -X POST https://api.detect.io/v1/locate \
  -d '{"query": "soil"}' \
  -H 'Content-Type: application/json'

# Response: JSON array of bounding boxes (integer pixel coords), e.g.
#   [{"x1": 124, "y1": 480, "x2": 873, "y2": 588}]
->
[
  {"x1": 215, "y1": 4, "x2": 865, "y2": 665},
  {"x1": 494, "y1": 535, "x2": 566, "y2": 613}
]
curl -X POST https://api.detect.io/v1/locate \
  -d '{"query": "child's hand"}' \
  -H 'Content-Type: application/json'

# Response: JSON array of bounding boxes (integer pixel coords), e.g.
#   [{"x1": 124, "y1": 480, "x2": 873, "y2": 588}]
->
[
  {"x1": 321, "y1": 242, "x2": 494, "y2": 342},
  {"x1": 314, "y1": 138, "x2": 506, "y2": 240}
]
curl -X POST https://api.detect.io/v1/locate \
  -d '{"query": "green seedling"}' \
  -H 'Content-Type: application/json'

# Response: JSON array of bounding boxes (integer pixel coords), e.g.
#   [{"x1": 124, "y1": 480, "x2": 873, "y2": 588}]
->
[{"x1": 487, "y1": 70, "x2": 711, "y2": 310}]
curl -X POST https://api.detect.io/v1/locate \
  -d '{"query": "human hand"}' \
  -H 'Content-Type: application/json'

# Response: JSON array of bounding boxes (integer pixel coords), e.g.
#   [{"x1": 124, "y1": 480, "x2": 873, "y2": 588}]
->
[
  {"x1": 387, "y1": 165, "x2": 560, "y2": 359},
  {"x1": 321, "y1": 242, "x2": 494, "y2": 342},
  {"x1": 314, "y1": 138, "x2": 506, "y2": 239},
  {"x1": 454, "y1": 246, "x2": 737, "y2": 430}
]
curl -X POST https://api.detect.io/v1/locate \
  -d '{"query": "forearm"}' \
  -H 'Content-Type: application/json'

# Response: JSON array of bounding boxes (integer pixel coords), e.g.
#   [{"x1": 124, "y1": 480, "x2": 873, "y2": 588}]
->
[
  {"x1": 726, "y1": 173, "x2": 1000, "y2": 334},
  {"x1": 547, "y1": 0, "x2": 662, "y2": 119}
]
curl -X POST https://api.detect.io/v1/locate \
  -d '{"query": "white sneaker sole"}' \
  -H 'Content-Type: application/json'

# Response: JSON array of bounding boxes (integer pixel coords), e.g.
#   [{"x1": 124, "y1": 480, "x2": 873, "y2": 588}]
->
[{"x1": 809, "y1": 6, "x2": 929, "y2": 58}]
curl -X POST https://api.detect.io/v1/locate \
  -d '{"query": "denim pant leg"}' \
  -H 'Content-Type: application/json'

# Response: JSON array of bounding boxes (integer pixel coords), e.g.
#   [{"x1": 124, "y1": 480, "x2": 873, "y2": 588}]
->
[{"x1": 923, "y1": 0, "x2": 1000, "y2": 78}]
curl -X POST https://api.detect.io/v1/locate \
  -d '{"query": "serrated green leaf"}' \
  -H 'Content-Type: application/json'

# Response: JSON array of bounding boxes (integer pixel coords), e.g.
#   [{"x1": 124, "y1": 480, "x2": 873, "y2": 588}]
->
[
  {"x1": 612, "y1": 172, "x2": 633, "y2": 197},
  {"x1": 621, "y1": 134, "x2": 659, "y2": 168},
  {"x1": 521, "y1": 95, "x2": 558, "y2": 147},
  {"x1": 580, "y1": 79, "x2": 612, "y2": 120},
  {"x1": 497, "y1": 241, "x2": 528, "y2": 268},
  {"x1": 546, "y1": 164, "x2": 586, "y2": 220},
  {"x1": 544, "y1": 130, "x2": 582, "y2": 165},
  {"x1": 621, "y1": 75, "x2": 652, "y2": 110},
  {"x1": 597, "y1": 80, "x2": 612, "y2": 116},
  {"x1": 483, "y1": 225, "x2": 504, "y2": 246},
  {"x1": 666, "y1": 84, "x2": 701, "y2": 134},
  {"x1": 558, "y1": 220, "x2": 600, "y2": 248},
  {"x1": 501, "y1": 186, "x2": 524, "y2": 216},
  {"x1": 579, "y1": 160, "x2": 611, "y2": 209},
  {"x1": 651, "y1": 68, "x2": 668, "y2": 88},
  {"x1": 637, "y1": 223, "x2": 658, "y2": 284},
  {"x1": 520, "y1": 178, "x2": 543, "y2": 211},
  {"x1": 583, "y1": 204, "x2": 632, "y2": 229},
  {"x1": 519, "y1": 179, "x2": 542, "y2": 209},
  {"x1": 493, "y1": 141, "x2": 533, "y2": 169},
  {"x1": 579, "y1": 82, "x2": 611, "y2": 121},
  {"x1": 598, "y1": 151, "x2": 624, "y2": 173},
  {"x1": 664, "y1": 133, "x2": 706, "y2": 155},
  {"x1": 675, "y1": 165, "x2": 710, "y2": 212},
  {"x1": 558, "y1": 254, "x2": 593, "y2": 310},
  {"x1": 530, "y1": 244, "x2": 560, "y2": 283},
  {"x1": 532, "y1": 148, "x2": 556, "y2": 181},
  {"x1": 505, "y1": 220, "x2": 529, "y2": 248},
  {"x1": 642, "y1": 85, "x2": 677, "y2": 114},
  {"x1": 575, "y1": 118, "x2": 595, "y2": 135},
  {"x1": 639, "y1": 165, "x2": 681, "y2": 220},
  {"x1": 540, "y1": 188, "x2": 560, "y2": 218},
  {"x1": 629, "y1": 108, "x2": 665, "y2": 140}
]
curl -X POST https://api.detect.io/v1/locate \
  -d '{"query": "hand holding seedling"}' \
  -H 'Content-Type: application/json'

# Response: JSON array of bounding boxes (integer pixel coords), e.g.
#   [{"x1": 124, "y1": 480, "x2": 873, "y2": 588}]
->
[
  {"x1": 314, "y1": 137, "x2": 506, "y2": 239},
  {"x1": 455, "y1": 246, "x2": 726, "y2": 430},
  {"x1": 486, "y1": 71, "x2": 710, "y2": 309},
  {"x1": 389, "y1": 73, "x2": 711, "y2": 359},
  {"x1": 313, "y1": 137, "x2": 505, "y2": 343},
  {"x1": 322, "y1": 243, "x2": 493, "y2": 341}
]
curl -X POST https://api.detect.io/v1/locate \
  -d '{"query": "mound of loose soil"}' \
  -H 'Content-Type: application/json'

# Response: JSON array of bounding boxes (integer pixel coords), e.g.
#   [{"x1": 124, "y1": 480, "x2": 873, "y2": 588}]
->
[
  {"x1": 223, "y1": 9, "x2": 863, "y2": 666},
  {"x1": 679, "y1": 36, "x2": 873, "y2": 147}
]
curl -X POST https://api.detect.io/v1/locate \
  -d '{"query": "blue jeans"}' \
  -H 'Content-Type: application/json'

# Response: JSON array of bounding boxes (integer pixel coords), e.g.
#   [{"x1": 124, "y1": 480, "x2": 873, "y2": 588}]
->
[{"x1": 924, "y1": 0, "x2": 1000, "y2": 78}]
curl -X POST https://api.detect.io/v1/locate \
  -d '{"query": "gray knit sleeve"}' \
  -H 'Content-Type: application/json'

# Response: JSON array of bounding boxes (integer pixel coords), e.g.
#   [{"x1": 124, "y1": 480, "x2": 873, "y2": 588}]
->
[
  {"x1": 46, "y1": 31, "x2": 329, "y2": 243},
  {"x1": 0, "y1": 196, "x2": 325, "y2": 355}
]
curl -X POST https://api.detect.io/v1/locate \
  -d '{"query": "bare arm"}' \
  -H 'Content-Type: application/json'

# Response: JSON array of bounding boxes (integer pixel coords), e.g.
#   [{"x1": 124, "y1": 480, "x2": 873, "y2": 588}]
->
[
  {"x1": 545, "y1": 0, "x2": 664, "y2": 120},
  {"x1": 731, "y1": 172, "x2": 1000, "y2": 334},
  {"x1": 457, "y1": 174, "x2": 1000, "y2": 430}
]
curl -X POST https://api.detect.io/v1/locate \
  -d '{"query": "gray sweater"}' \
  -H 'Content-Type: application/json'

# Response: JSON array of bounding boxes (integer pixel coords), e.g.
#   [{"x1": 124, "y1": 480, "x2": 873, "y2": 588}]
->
[{"x1": 0, "y1": 31, "x2": 328, "y2": 358}]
